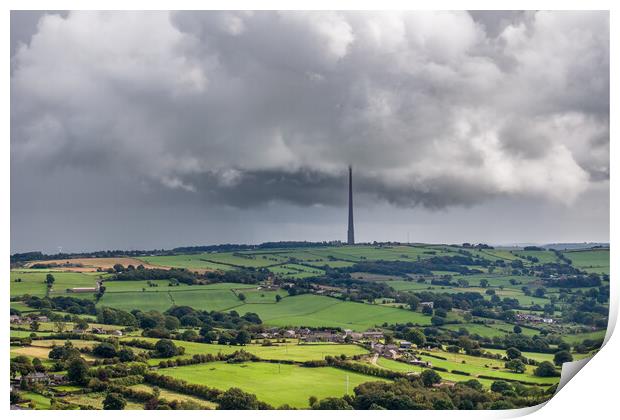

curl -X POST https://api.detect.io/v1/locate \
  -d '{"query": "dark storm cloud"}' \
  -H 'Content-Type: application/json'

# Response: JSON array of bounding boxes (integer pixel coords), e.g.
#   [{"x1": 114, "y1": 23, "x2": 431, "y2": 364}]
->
[{"x1": 10, "y1": 11, "x2": 609, "y2": 251}]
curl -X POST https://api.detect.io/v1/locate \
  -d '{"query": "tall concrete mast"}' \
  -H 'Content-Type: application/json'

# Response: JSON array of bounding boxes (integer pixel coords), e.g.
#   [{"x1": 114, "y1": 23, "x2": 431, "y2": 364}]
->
[{"x1": 347, "y1": 165, "x2": 355, "y2": 245}]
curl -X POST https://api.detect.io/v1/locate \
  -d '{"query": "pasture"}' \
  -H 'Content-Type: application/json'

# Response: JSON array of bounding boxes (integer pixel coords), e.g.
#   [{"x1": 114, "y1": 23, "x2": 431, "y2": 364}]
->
[
  {"x1": 562, "y1": 249, "x2": 610, "y2": 275},
  {"x1": 158, "y1": 361, "x2": 387, "y2": 408},
  {"x1": 128, "y1": 384, "x2": 216, "y2": 408},
  {"x1": 442, "y1": 322, "x2": 539, "y2": 338},
  {"x1": 119, "y1": 336, "x2": 368, "y2": 363},
  {"x1": 10, "y1": 270, "x2": 101, "y2": 298},
  {"x1": 239, "y1": 294, "x2": 433, "y2": 331}
]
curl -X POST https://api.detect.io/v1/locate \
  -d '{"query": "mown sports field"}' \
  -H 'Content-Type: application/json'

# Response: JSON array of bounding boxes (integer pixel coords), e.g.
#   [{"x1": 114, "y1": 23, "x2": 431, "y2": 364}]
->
[{"x1": 158, "y1": 361, "x2": 386, "y2": 408}]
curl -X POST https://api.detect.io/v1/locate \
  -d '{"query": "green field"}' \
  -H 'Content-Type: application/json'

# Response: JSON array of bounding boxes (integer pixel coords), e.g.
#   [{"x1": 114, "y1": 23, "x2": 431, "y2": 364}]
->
[
  {"x1": 19, "y1": 391, "x2": 52, "y2": 409},
  {"x1": 442, "y1": 322, "x2": 540, "y2": 338},
  {"x1": 240, "y1": 294, "x2": 433, "y2": 331},
  {"x1": 98, "y1": 291, "x2": 433, "y2": 331},
  {"x1": 119, "y1": 336, "x2": 368, "y2": 364},
  {"x1": 561, "y1": 329, "x2": 607, "y2": 344},
  {"x1": 481, "y1": 348, "x2": 591, "y2": 363},
  {"x1": 129, "y1": 384, "x2": 216, "y2": 408},
  {"x1": 136, "y1": 254, "x2": 232, "y2": 271},
  {"x1": 10, "y1": 270, "x2": 101, "y2": 297},
  {"x1": 562, "y1": 249, "x2": 610, "y2": 275},
  {"x1": 511, "y1": 250, "x2": 559, "y2": 264},
  {"x1": 61, "y1": 392, "x2": 144, "y2": 409},
  {"x1": 158, "y1": 361, "x2": 387, "y2": 407}
]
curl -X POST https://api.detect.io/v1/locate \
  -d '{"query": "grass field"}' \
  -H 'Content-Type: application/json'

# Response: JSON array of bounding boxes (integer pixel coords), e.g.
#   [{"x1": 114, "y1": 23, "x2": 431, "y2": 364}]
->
[
  {"x1": 510, "y1": 250, "x2": 559, "y2": 264},
  {"x1": 62, "y1": 392, "x2": 144, "y2": 409},
  {"x1": 561, "y1": 329, "x2": 607, "y2": 344},
  {"x1": 10, "y1": 301, "x2": 36, "y2": 312},
  {"x1": 239, "y1": 294, "x2": 433, "y2": 331},
  {"x1": 128, "y1": 384, "x2": 217, "y2": 408},
  {"x1": 10, "y1": 270, "x2": 102, "y2": 297},
  {"x1": 442, "y1": 322, "x2": 540, "y2": 338},
  {"x1": 158, "y1": 361, "x2": 388, "y2": 407},
  {"x1": 99, "y1": 291, "x2": 433, "y2": 331},
  {"x1": 481, "y1": 348, "x2": 591, "y2": 363},
  {"x1": 416, "y1": 349, "x2": 557, "y2": 385},
  {"x1": 19, "y1": 391, "x2": 52, "y2": 409},
  {"x1": 136, "y1": 254, "x2": 232, "y2": 271},
  {"x1": 562, "y1": 249, "x2": 610, "y2": 275},
  {"x1": 119, "y1": 336, "x2": 368, "y2": 364}
]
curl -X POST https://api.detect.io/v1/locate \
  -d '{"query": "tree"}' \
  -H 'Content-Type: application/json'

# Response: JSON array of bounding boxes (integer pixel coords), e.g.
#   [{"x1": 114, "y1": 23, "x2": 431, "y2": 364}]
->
[
  {"x1": 103, "y1": 392, "x2": 127, "y2": 410},
  {"x1": 404, "y1": 328, "x2": 426, "y2": 347},
  {"x1": 420, "y1": 369, "x2": 442, "y2": 387},
  {"x1": 46, "y1": 273, "x2": 56, "y2": 286},
  {"x1": 235, "y1": 330, "x2": 251, "y2": 345},
  {"x1": 54, "y1": 321, "x2": 67, "y2": 333},
  {"x1": 93, "y1": 342, "x2": 117, "y2": 358},
  {"x1": 506, "y1": 347, "x2": 521, "y2": 360},
  {"x1": 118, "y1": 348, "x2": 135, "y2": 362},
  {"x1": 218, "y1": 387, "x2": 261, "y2": 409},
  {"x1": 422, "y1": 305, "x2": 434, "y2": 316},
  {"x1": 66, "y1": 357, "x2": 90, "y2": 384},
  {"x1": 406, "y1": 295, "x2": 420, "y2": 311},
  {"x1": 491, "y1": 380, "x2": 513, "y2": 395},
  {"x1": 308, "y1": 396, "x2": 318, "y2": 407},
  {"x1": 513, "y1": 325, "x2": 522, "y2": 334},
  {"x1": 155, "y1": 339, "x2": 179, "y2": 358},
  {"x1": 557, "y1": 341, "x2": 571, "y2": 352},
  {"x1": 553, "y1": 350, "x2": 573, "y2": 366},
  {"x1": 313, "y1": 397, "x2": 353, "y2": 410},
  {"x1": 430, "y1": 316, "x2": 445, "y2": 326},
  {"x1": 275, "y1": 294, "x2": 282, "y2": 303},
  {"x1": 113, "y1": 264, "x2": 125, "y2": 273},
  {"x1": 534, "y1": 361, "x2": 558, "y2": 377},
  {"x1": 75, "y1": 318, "x2": 89, "y2": 330},
  {"x1": 505, "y1": 359, "x2": 526, "y2": 373},
  {"x1": 164, "y1": 316, "x2": 181, "y2": 331},
  {"x1": 238, "y1": 293, "x2": 246, "y2": 302}
]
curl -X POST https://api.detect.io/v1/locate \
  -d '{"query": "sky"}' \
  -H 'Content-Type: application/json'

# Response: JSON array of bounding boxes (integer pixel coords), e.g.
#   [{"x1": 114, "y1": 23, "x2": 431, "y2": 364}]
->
[{"x1": 10, "y1": 11, "x2": 609, "y2": 253}]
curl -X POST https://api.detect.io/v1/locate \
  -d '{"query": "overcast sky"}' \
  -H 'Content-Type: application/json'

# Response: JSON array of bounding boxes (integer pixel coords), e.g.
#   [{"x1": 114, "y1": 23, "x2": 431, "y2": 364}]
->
[{"x1": 10, "y1": 11, "x2": 609, "y2": 253}]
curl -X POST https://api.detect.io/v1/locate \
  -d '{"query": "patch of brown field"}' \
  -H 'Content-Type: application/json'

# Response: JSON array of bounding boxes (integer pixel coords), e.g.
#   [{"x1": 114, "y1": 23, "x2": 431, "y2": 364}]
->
[
  {"x1": 11, "y1": 344, "x2": 99, "y2": 361},
  {"x1": 25, "y1": 257, "x2": 170, "y2": 271}
]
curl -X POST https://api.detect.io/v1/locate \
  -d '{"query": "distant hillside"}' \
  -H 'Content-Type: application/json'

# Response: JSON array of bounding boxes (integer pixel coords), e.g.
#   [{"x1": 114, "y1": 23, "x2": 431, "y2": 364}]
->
[{"x1": 543, "y1": 243, "x2": 609, "y2": 251}]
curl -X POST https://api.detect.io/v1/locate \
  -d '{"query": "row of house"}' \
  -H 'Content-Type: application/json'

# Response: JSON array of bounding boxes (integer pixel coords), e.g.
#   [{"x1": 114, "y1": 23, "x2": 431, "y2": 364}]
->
[
  {"x1": 10, "y1": 315, "x2": 48, "y2": 324},
  {"x1": 256, "y1": 328, "x2": 386, "y2": 343},
  {"x1": 370, "y1": 341, "x2": 432, "y2": 366},
  {"x1": 515, "y1": 313, "x2": 554, "y2": 324},
  {"x1": 87, "y1": 327, "x2": 123, "y2": 336},
  {"x1": 15, "y1": 372, "x2": 65, "y2": 386}
]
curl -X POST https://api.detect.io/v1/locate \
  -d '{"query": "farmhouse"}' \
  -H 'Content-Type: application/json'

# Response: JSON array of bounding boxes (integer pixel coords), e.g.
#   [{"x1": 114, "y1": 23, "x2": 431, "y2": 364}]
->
[
  {"x1": 10, "y1": 315, "x2": 23, "y2": 324},
  {"x1": 420, "y1": 301, "x2": 434, "y2": 309},
  {"x1": 283, "y1": 330, "x2": 297, "y2": 338},
  {"x1": 409, "y1": 359, "x2": 432, "y2": 368},
  {"x1": 362, "y1": 330, "x2": 384, "y2": 340},
  {"x1": 301, "y1": 331, "x2": 345, "y2": 343},
  {"x1": 347, "y1": 332, "x2": 363, "y2": 341},
  {"x1": 515, "y1": 313, "x2": 554, "y2": 324},
  {"x1": 22, "y1": 372, "x2": 50, "y2": 385},
  {"x1": 399, "y1": 341, "x2": 412, "y2": 349}
]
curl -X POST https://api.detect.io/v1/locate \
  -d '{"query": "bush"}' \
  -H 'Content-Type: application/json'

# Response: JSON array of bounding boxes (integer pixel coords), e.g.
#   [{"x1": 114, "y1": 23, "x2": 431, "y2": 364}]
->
[{"x1": 534, "y1": 361, "x2": 559, "y2": 377}]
